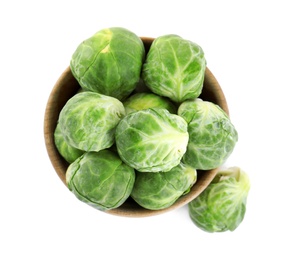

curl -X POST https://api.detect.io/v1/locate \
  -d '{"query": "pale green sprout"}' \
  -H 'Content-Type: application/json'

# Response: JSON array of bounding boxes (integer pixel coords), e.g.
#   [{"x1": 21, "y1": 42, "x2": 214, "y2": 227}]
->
[
  {"x1": 115, "y1": 108, "x2": 189, "y2": 172},
  {"x1": 123, "y1": 92, "x2": 176, "y2": 114},
  {"x1": 142, "y1": 34, "x2": 206, "y2": 103},
  {"x1": 70, "y1": 27, "x2": 145, "y2": 100},
  {"x1": 58, "y1": 92, "x2": 125, "y2": 152},
  {"x1": 188, "y1": 167, "x2": 250, "y2": 232},
  {"x1": 178, "y1": 99, "x2": 238, "y2": 170},
  {"x1": 131, "y1": 163, "x2": 197, "y2": 210},
  {"x1": 66, "y1": 150, "x2": 135, "y2": 211}
]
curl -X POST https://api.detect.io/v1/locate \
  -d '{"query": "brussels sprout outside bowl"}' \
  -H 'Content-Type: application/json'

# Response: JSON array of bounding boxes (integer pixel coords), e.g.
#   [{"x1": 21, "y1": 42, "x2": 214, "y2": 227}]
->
[{"x1": 44, "y1": 37, "x2": 229, "y2": 218}]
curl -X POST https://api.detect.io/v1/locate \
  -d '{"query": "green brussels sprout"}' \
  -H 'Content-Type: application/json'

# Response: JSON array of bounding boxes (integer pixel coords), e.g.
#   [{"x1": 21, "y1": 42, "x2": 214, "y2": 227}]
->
[
  {"x1": 123, "y1": 92, "x2": 176, "y2": 114},
  {"x1": 70, "y1": 27, "x2": 145, "y2": 100},
  {"x1": 66, "y1": 150, "x2": 135, "y2": 211},
  {"x1": 178, "y1": 99, "x2": 238, "y2": 170},
  {"x1": 115, "y1": 108, "x2": 189, "y2": 172},
  {"x1": 54, "y1": 123, "x2": 84, "y2": 163},
  {"x1": 142, "y1": 34, "x2": 206, "y2": 103},
  {"x1": 58, "y1": 92, "x2": 125, "y2": 152},
  {"x1": 188, "y1": 167, "x2": 250, "y2": 232},
  {"x1": 131, "y1": 163, "x2": 197, "y2": 210}
]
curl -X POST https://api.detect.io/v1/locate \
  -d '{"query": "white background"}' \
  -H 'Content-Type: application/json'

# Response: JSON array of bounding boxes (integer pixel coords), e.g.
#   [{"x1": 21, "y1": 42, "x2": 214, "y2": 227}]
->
[{"x1": 1, "y1": 0, "x2": 283, "y2": 259}]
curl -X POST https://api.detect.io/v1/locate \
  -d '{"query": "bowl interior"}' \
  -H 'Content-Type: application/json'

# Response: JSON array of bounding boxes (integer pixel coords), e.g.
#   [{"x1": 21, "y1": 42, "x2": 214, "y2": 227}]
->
[{"x1": 44, "y1": 37, "x2": 229, "y2": 217}]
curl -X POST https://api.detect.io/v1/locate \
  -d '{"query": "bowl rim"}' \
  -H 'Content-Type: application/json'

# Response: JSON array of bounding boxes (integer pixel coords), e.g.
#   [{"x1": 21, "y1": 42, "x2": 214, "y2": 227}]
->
[{"x1": 44, "y1": 36, "x2": 229, "y2": 218}]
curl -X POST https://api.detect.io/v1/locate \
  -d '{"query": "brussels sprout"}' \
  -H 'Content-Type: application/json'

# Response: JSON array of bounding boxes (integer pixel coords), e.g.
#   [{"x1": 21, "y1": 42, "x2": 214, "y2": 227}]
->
[
  {"x1": 123, "y1": 92, "x2": 176, "y2": 114},
  {"x1": 142, "y1": 34, "x2": 206, "y2": 103},
  {"x1": 115, "y1": 108, "x2": 189, "y2": 172},
  {"x1": 178, "y1": 99, "x2": 238, "y2": 170},
  {"x1": 66, "y1": 150, "x2": 135, "y2": 211},
  {"x1": 58, "y1": 92, "x2": 125, "y2": 152},
  {"x1": 70, "y1": 27, "x2": 145, "y2": 100},
  {"x1": 54, "y1": 123, "x2": 84, "y2": 163},
  {"x1": 188, "y1": 167, "x2": 250, "y2": 232},
  {"x1": 131, "y1": 163, "x2": 197, "y2": 210}
]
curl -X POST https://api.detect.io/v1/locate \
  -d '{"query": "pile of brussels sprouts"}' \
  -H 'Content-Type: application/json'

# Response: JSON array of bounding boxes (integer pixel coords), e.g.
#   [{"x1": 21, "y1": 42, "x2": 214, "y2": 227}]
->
[{"x1": 54, "y1": 27, "x2": 250, "y2": 232}]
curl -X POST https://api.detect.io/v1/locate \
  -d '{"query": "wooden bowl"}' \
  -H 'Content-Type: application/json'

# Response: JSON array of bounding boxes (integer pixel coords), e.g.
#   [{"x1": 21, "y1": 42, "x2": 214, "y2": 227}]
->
[{"x1": 44, "y1": 37, "x2": 229, "y2": 217}]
